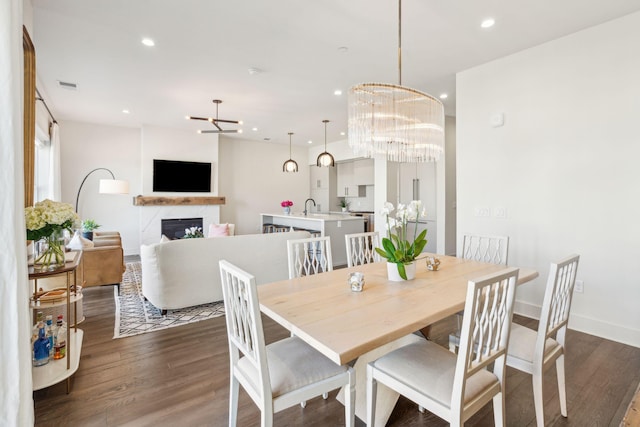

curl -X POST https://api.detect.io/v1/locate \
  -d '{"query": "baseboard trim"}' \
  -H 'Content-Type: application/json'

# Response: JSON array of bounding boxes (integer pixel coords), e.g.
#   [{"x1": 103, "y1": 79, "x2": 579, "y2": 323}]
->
[{"x1": 514, "y1": 300, "x2": 640, "y2": 349}]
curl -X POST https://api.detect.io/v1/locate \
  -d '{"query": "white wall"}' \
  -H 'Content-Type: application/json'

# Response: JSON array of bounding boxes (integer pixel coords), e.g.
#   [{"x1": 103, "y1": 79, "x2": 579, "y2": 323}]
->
[
  {"x1": 457, "y1": 12, "x2": 640, "y2": 347},
  {"x1": 218, "y1": 136, "x2": 310, "y2": 234},
  {"x1": 60, "y1": 120, "x2": 141, "y2": 255},
  {"x1": 138, "y1": 125, "x2": 220, "y2": 245}
]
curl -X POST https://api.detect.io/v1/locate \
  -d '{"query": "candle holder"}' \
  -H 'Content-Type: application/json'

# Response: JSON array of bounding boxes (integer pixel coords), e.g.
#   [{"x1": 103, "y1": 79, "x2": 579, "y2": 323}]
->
[
  {"x1": 348, "y1": 272, "x2": 365, "y2": 292},
  {"x1": 426, "y1": 256, "x2": 441, "y2": 271}
]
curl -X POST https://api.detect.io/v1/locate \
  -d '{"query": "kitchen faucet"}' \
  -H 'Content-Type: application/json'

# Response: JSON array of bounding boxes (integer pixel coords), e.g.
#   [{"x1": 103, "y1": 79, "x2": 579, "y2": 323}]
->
[{"x1": 303, "y1": 198, "x2": 316, "y2": 216}]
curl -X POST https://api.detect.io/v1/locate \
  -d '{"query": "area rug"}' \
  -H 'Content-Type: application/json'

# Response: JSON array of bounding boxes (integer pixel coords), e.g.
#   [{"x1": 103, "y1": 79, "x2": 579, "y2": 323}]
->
[{"x1": 113, "y1": 262, "x2": 225, "y2": 339}]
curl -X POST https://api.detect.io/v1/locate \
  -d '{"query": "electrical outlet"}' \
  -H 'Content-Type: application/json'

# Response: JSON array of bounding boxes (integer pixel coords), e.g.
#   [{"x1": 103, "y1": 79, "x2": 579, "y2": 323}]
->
[
  {"x1": 474, "y1": 207, "x2": 490, "y2": 217},
  {"x1": 574, "y1": 280, "x2": 584, "y2": 293},
  {"x1": 337, "y1": 221, "x2": 342, "y2": 228}
]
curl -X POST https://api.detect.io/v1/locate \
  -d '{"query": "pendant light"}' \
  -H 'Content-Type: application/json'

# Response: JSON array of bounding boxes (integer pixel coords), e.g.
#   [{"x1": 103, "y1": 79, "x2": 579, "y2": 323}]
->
[
  {"x1": 282, "y1": 132, "x2": 299, "y2": 172},
  {"x1": 316, "y1": 119, "x2": 335, "y2": 167},
  {"x1": 347, "y1": 0, "x2": 444, "y2": 162}
]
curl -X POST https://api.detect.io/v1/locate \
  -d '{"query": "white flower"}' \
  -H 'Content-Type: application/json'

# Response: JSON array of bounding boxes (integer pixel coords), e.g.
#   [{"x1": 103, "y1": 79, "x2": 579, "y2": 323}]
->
[{"x1": 380, "y1": 202, "x2": 395, "y2": 216}]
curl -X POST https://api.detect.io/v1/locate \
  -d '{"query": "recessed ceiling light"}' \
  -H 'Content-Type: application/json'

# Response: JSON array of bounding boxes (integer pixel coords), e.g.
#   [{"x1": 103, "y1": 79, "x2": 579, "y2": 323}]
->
[
  {"x1": 252, "y1": 127, "x2": 258, "y2": 131},
  {"x1": 340, "y1": 131, "x2": 346, "y2": 136},
  {"x1": 237, "y1": 129, "x2": 243, "y2": 134},
  {"x1": 439, "y1": 93, "x2": 448, "y2": 99},
  {"x1": 308, "y1": 140, "x2": 313, "y2": 144},
  {"x1": 334, "y1": 90, "x2": 342, "y2": 96},
  {"x1": 338, "y1": 46, "x2": 349, "y2": 53},
  {"x1": 141, "y1": 37, "x2": 155, "y2": 47},
  {"x1": 481, "y1": 18, "x2": 495, "y2": 29},
  {"x1": 248, "y1": 67, "x2": 262, "y2": 75},
  {"x1": 122, "y1": 109, "x2": 130, "y2": 114}
]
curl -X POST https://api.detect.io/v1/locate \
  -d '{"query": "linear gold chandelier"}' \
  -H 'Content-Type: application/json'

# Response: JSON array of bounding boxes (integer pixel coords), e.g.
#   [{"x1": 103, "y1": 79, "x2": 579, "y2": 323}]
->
[{"x1": 348, "y1": 0, "x2": 444, "y2": 162}]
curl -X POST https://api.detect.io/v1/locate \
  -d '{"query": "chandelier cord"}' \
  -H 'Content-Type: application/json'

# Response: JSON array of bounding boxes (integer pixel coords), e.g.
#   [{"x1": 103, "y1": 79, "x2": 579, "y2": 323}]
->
[{"x1": 398, "y1": 0, "x2": 402, "y2": 86}]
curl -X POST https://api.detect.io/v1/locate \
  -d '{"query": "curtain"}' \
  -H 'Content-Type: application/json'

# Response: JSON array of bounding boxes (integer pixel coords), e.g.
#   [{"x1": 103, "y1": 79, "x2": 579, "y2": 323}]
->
[
  {"x1": 0, "y1": 0, "x2": 35, "y2": 425},
  {"x1": 48, "y1": 122, "x2": 62, "y2": 201}
]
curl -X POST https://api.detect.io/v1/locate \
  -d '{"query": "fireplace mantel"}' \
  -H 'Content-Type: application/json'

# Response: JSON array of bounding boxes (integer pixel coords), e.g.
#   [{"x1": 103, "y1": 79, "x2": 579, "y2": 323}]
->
[{"x1": 133, "y1": 195, "x2": 226, "y2": 206}]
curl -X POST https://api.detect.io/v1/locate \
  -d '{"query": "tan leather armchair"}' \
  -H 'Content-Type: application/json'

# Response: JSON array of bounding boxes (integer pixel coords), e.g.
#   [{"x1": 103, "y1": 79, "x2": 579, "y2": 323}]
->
[{"x1": 79, "y1": 231, "x2": 125, "y2": 292}]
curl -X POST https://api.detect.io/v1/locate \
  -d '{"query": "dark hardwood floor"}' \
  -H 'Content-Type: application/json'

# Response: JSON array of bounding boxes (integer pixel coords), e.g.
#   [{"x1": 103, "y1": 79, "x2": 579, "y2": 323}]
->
[{"x1": 34, "y1": 284, "x2": 640, "y2": 426}]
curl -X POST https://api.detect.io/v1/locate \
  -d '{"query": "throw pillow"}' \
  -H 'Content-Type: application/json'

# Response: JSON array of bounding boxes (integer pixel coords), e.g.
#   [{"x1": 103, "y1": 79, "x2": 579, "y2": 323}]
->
[
  {"x1": 67, "y1": 230, "x2": 95, "y2": 250},
  {"x1": 160, "y1": 234, "x2": 171, "y2": 243},
  {"x1": 208, "y1": 223, "x2": 229, "y2": 237}
]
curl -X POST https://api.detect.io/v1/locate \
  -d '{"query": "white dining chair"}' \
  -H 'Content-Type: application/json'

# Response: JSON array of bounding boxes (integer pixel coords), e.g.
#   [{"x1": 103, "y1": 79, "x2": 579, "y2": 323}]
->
[
  {"x1": 506, "y1": 254, "x2": 580, "y2": 427},
  {"x1": 460, "y1": 233, "x2": 509, "y2": 265},
  {"x1": 448, "y1": 233, "x2": 510, "y2": 350},
  {"x1": 366, "y1": 267, "x2": 519, "y2": 427},
  {"x1": 219, "y1": 260, "x2": 355, "y2": 427},
  {"x1": 345, "y1": 231, "x2": 380, "y2": 268},
  {"x1": 287, "y1": 236, "x2": 333, "y2": 279}
]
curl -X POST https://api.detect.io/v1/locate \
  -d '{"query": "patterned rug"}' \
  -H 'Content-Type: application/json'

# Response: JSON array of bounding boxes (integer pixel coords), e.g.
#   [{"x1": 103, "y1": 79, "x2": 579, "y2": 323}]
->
[{"x1": 113, "y1": 262, "x2": 225, "y2": 339}]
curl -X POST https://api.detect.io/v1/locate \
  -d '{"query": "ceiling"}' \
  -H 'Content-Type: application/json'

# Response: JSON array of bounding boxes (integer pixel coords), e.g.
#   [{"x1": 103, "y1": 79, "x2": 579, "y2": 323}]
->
[{"x1": 31, "y1": 0, "x2": 640, "y2": 147}]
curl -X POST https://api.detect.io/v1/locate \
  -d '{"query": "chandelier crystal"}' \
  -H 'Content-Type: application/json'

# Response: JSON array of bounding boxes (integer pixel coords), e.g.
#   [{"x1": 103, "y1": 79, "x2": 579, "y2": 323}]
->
[{"x1": 347, "y1": 0, "x2": 445, "y2": 162}]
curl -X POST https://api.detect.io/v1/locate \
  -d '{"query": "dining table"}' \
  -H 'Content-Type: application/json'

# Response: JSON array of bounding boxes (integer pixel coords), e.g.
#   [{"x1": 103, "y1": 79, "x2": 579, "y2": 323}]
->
[{"x1": 257, "y1": 254, "x2": 539, "y2": 424}]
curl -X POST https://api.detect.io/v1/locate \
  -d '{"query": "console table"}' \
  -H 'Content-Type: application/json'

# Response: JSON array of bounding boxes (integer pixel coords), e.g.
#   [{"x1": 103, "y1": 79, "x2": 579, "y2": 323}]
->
[{"x1": 29, "y1": 251, "x2": 84, "y2": 393}]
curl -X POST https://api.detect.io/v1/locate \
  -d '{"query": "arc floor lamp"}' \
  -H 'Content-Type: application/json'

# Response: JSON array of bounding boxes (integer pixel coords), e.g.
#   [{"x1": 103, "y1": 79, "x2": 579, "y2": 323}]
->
[{"x1": 75, "y1": 168, "x2": 129, "y2": 213}]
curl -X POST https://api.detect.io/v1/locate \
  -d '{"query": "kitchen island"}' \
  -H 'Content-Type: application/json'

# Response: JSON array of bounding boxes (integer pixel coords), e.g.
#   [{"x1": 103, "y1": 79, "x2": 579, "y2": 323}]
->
[{"x1": 260, "y1": 213, "x2": 365, "y2": 268}]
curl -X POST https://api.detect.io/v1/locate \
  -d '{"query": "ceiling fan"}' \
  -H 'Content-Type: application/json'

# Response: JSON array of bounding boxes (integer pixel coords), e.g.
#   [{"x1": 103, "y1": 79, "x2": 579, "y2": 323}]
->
[{"x1": 186, "y1": 99, "x2": 243, "y2": 134}]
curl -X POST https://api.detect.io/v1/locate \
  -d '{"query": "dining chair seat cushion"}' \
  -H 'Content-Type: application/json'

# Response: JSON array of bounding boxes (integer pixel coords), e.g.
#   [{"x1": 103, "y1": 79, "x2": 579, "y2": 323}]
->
[
  {"x1": 508, "y1": 323, "x2": 561, "y2": 364},
  {"x1": 237, "y1": 336, "x2": 349, "y2": 398},
  {"x1": 372, "y1": 341, "x2": 500, "y2": 408}
]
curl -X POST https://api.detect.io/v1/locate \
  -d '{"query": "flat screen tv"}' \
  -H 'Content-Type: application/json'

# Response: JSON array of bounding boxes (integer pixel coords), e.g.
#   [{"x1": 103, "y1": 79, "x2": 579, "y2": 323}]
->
[{"x1": 153, "y1": 159, "x2": 212, "y2": 192}]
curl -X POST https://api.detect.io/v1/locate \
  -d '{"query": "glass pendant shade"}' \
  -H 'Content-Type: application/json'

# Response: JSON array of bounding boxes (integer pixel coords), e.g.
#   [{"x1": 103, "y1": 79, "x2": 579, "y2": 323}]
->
[
  {"x1": 282, "y1": 132, "x2": 299, "y2": 172},
  {"x1": 348, "y1": 83, "x2": 445, "y2": 162},
  {"x1": 316, "y1": 120, "x2": 335, "y2": 167}
]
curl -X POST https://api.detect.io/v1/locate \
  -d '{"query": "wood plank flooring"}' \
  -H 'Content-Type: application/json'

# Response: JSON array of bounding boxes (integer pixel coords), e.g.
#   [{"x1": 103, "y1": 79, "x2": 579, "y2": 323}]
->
[{"x1": 34, "y1": 284, "x2": 640, "y2": 426}]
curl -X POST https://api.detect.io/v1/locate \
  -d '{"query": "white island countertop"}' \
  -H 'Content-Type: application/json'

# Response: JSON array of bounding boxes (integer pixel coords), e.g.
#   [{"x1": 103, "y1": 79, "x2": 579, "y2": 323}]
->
[
  {"x1": 261, "y1": 212, "x2": 361, "y2": 222},
  {"x1": 260, "y1": 213, "x2": 365, "y2": 267}
]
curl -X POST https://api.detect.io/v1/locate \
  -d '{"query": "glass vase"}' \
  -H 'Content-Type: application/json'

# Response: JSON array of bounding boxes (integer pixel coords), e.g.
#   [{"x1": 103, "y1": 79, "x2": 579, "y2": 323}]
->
[
  {"x1": 283, "y1": 206, "x2": 291, "y2": 215},
  {"x1": 34, "y1": 229, "x2": 66, "y2": 271}
]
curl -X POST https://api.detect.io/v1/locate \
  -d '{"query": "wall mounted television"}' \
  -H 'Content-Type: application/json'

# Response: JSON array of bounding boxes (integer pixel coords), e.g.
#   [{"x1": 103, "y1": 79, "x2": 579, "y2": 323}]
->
[{"x1": 153, "y1": 159, "x2": 212, "y2": 192}]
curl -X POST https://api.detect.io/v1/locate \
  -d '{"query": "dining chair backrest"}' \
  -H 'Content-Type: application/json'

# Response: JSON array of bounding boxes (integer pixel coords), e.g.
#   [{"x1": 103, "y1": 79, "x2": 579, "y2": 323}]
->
[
  {"x1": 287, "y1": 236, "x2": 333, "y2": 279},
  {"x1": 219, "y1": 260, "x2": 271, "y2": 403},
  {"x1": 535, "y1": 254, "x2": 580, "y2": 359},
  {"x1": 345, "y1": 231, "x2": 380, "y2": 268},
  {"x1": 461, "y1": 233, "x2": 509, "y2": 265},
  {"x1": 453, "y1": 267, "x2": 519, "y2": 410}
]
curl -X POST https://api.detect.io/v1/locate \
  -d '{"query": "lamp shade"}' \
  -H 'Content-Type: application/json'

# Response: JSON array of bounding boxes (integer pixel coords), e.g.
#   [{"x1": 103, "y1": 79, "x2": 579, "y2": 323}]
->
[{"x1": 99, "y1": 179, "x2": 129, "y2": 194}]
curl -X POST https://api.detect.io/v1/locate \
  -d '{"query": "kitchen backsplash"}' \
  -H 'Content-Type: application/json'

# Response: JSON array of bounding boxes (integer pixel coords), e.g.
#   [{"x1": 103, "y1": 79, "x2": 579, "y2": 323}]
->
[{"x1": 344, "y1": 185, "x2": 374, "y2": 212}]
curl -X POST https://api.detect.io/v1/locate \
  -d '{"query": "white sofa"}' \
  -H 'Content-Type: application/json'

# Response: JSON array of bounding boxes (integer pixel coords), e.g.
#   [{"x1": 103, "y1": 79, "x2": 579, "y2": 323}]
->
[{"x1": 140, "y1": 230, "x2": 310, "y2": 313}]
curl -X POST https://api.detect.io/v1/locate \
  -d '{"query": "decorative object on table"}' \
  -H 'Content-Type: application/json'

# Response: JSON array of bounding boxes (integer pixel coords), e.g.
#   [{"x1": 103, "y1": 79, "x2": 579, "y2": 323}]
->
[
  {"x1": 348, "y1": 272, "x2": 365, "y2": 292},
  {"x1": 347, "y1": 0, "x2": 444, "y2": 163},
  {"x1": 282, "y1": 132, "x2": 299, "y2": 172},
  {"x1": 375, "y1": 200, "x2": 427, "y2": 281},
  {"x1": 182, "y1": 226, "x2": 204, "y2": 239},
  {"x1": 316, "y1": 119, "x2": 335, "y2": 167},
  {"x1": 281, "y1": 200, "x2": 293, "y2": 214},
  {"x1": 113, "y1": 262, "x2": 225, "y2": 339},
  {"x1": 426, "y1": 256, "x2": 440, "y2": 271},
  {"x1": 81, "y1": 218, "x2": 100, "y2": 241},
  {"x1": 75, "y1": 167, "x2": 129, "y2": 214},
  {"x1": 339, "y1": 198, "x2": 349, "y2": 212},
  {"x1": 26, "y1": 199, "x2": 79, "y2": 271}
]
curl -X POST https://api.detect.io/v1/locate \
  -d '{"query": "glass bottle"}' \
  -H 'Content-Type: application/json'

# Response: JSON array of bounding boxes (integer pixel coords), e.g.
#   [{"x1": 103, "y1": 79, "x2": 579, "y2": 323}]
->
[
  {"x1": 33, "y1": 322, "x2": 51, "y2": 367},
  {"x1": 32, "y1": 311, "x2": 44, "y2": 344},
  {"x1": 45, "y1": 315, "x2": 55, "y2": 357},
  {"x1": 54, "y1": 315, "x2": 67, "y2": 360}
]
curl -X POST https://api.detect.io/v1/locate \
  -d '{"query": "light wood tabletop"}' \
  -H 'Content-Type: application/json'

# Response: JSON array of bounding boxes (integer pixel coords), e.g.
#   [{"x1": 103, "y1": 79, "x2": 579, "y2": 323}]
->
[{"x1": 258, "y1": 254, "x2": 538, "y2": 366}]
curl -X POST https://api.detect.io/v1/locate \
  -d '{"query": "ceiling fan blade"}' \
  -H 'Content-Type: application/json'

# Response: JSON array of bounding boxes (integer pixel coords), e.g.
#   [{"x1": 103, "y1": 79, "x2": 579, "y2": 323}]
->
[{"x1": 199, "y1": 129, "x2": 240, "y2": 134}]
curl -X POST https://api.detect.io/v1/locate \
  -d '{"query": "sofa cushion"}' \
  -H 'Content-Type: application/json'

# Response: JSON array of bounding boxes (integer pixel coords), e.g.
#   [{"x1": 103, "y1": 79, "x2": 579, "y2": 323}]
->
[
  {"x1": 208, "y1": 223, "x2": 229, "y2": 237},
  {"x1": 67, "y1": 231, "x2": 95, "y2": 250}
]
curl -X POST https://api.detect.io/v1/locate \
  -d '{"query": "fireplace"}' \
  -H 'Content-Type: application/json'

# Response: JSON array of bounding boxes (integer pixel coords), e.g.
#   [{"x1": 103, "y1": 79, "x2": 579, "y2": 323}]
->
[{"x1": 161, "y1": 217, "x2": 203, "y2": 240}]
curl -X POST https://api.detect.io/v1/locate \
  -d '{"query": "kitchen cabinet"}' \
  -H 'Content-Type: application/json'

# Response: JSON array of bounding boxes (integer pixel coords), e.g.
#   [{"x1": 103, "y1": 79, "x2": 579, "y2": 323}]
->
[
  {"x1": 309, "y1": 165, "x2": 336, "y2": 213},
  {"x1": 337, "y1": 159, "x2": 374, "y2": 197},
  {"x1": 337, "y1": 162, "x2": 358, "y2": 197}
]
